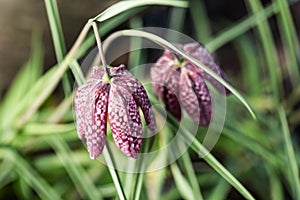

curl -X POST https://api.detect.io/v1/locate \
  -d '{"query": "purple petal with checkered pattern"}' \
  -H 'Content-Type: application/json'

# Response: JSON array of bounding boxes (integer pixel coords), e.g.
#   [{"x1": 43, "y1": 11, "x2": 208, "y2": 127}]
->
[
  {"x1": 108, "y1": 83, "x2": 142, "y2": 158},
  {"x1": 74, "y1": 67, "x2": 104, "y2": 139},
  {"x1": 110, "y1": 65, "x2": 157, "y2": 132},
  {"x1": 180, "y1": 64, "x2": 212, "y2": 126},
  {"x1": 75, "y1": 65, "x2": 157, "y2": 159},
  {"x1": 182, "y1": 43, "x2": 231, "y2": 95},
  {"x1": 151, "y1": 51, "x2": 181, "y2": 120},
  {"x1": 74, "y1": 66, "x2": 109, "y2": 159}
]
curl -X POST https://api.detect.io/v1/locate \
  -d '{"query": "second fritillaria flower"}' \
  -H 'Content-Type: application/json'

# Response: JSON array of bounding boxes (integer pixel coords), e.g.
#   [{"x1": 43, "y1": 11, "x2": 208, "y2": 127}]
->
[
  {"x1": 151, "y1": 42, "x2": 231, "y2": 126},
  {"x1": 74, "y1": 65, "x2": 156, "y2": 159}
]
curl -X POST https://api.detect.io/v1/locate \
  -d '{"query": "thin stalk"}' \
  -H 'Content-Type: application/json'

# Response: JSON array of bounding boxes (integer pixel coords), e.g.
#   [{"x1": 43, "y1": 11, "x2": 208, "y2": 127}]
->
[
  {"x1": 103, "y1": 146, "x2": 127, "y2": 200},
  {"x1": 132, "y1": 138, "x2": 153, "y2": 200},
  {"x1": 92, "y1": 22, "x2": 108, "y2": 67},
  {"x1": 15, "y1": 0, "x2": 190, "y2": 127}
]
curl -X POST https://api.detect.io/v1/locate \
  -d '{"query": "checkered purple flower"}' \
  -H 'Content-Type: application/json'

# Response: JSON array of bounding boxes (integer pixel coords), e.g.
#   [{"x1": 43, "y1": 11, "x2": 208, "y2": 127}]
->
[
  {"x1": 151, "y1": 42, "x2": 231, "y2": 126},
  {"x1": 74, "y1": 65, "x2": 156, "y2": 159}
]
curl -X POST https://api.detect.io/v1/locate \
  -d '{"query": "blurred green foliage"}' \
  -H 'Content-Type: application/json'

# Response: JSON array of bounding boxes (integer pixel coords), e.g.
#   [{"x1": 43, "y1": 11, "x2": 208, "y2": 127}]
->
[{"x1": 0, "y1": 0, "x2": 299, "y2": 199}]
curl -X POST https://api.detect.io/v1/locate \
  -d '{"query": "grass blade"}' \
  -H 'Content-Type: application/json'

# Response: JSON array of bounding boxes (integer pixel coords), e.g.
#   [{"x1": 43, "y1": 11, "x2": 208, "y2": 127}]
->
[
  {"x1": 266, "y1": 165, "x2": 284, "y2": 200},
  {"x1": 170, "y1": 162, "x2": 195, "y2": 200},
  {"x1": 206, "y1": 179, "x2": 230, "y2": 200},
  {"x1": 44, "y1": 0, "x2": 66, "y2": 61},
  {"x1": 0, "y1": 148, "x2": 61, "y2": 200},
  {"x1": 245, "y1": 0, "x2": 281, "y2": 101},
  {"x1": 278, "y1": 106, "x2": 300, "y2": 199},
  {"x1": 233, "y1": 36, "x2": 262, "y2": 96},
  {"x1": 44, "y1": 0, "x2": 71, "y2": 95},
  {"x1": 180, "y1": 148, "x2": 203, "y2": 200},
  {"x1": 48, "y1": 136, "x2": 103, "y2": 200},
  {"x1": 103, "y1": 146, "x2": 127, "y2": 200},
  {"x1": 23, "y1": 123, "x2": 75, "y2": 135},
  {"x1": 274, "y1": 0, "x2": 300, "y2": 87},
  {"x1": 109, "y1": 29, "x2": 256, "y2": 119},
  {"x1": 189, "y1": 0, "x2": 212, "y2": 42},
  {"x1": 190, "y1": 139, "x2": 255, "y2": 200},
  {"x1": 206, "y1": 0, "x2": 299, "y2": 52},
  {"x1": 93, "y1": 0, "x2": 188, "y2": 22},
  {"x1": 0, "y1": 32, "x2": 42, "y2": 128}
]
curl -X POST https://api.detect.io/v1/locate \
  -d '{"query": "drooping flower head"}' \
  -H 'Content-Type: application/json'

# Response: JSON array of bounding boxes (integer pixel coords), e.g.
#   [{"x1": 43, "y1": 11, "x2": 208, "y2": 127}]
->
[
  {"x1": 151, "y1": 42, "x2": 231, "y2": 126},
  {"x1": 74, "y1": 65, "x2": 156, "y2": 159}
]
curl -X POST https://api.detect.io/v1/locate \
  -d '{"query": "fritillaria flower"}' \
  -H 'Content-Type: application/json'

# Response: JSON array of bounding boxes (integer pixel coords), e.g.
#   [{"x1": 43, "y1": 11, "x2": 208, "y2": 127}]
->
[
  {"x1": 151, "y1": 42, "x2": 231, "y2": 126},
  {"x1": 74, "y1": 65, "x2": 156, "y2": 159}
]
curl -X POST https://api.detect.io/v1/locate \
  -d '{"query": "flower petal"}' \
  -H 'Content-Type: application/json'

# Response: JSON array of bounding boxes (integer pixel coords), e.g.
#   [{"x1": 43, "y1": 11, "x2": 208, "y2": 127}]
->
[
  {"x1": 109, "y1": 65, "x2": 157, "y2": 132},
  {"x1": 180, "y1": 64, "x2": 212, "y2": 126},
  {"x1": 113, "y1": 77, "x2": 157, "y2": 132},
  {"x1": 108, "y1": 84, "x2": 143, "y2": 158},
  {"x1": 151, "y1": 52, "x2": 181, "y2": 120},
  {"x1": 74, "y1": 66, "x2": 104, "y2": 139},
  {"x1": 108, "y1": 64, "x2": 131, "y2": 77},
  {"x1": 85, "y1": 83, "x2": 109, "y2": 159},
  {"x1": 183, "y1": 43, "x2": 231, "y2": 95}
]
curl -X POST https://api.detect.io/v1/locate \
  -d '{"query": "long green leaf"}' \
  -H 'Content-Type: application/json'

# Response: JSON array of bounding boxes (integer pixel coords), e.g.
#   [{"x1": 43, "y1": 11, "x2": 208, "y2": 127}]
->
[
  {"x1": 180, "y1": 146, "x2": 203, "y2": 199},
  {"x1": 170, "y1": 163, "x2": 195, "y2": 200},
  {"x1": 148, "y1": 92, "x2": 255, "y2": 200},
  {"x1": 233, "y1": 36, "x2": 261, "y2": 96},
  {"x1": 189, "y1": 138, "x2": 255, "y2": 200},
  {"x1": 206, "y1": 0, "x2": 298, "y2": 52},
  {"x1": 103, "y1": 146, "x2": 127, "y2": 200},
  {"x1": 23, "y1": 123, "x2": 75, "y2": 135},
  {"x1": 0, "y1": 148, "x2": 61, "y2": 200},
  {"x1": 0, "y1": 32, "x2": 42, "y2": 128},
  {"x1": 278, "y1": 106, "x2": 300, "y2": 199},
  {"x1": 207, "y1": 179, "x2": 230, "y2": 200},
  {"x1": 189, "y1": 0, "x2": 212, "y2": 42},
  {"x1": 93, "y1": 0, "x2": 188, "y2": 22},
  {"x1": 274, "y1": 0, "x2": 300, "y2": 87},
  {"x1": 44, "y1": 0, "x2": 66, "y2": 61},
  {"x1": 245, "y1": 0, "x2": 281, "y2": 101},
  {"x1": 44, "y1": 0, "x2": 72, "y2": 95},
  {"x1": 48, "y1": 136, "x2": 103, "y2": 199},
  {"x1": 107, "y1": 29, "x2": 256, "y2": 119}
]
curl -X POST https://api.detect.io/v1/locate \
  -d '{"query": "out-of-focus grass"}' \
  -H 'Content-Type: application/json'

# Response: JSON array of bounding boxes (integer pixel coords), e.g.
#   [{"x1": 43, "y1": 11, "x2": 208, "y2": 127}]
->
[{"x1": 0, "y1": 0, "x2": 299, "y2": 199}]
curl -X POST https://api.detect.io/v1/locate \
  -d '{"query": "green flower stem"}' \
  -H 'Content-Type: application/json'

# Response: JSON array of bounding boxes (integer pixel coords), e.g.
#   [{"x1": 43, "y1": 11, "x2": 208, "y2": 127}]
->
[
  {"x1": 104, "y1": 29, "x2": 256, "y2": 119},
  {"x1": 103, "y1": 146, "x2": 127, "y2": 200},
  {"x1": 16, "y1": 0, "x2": 189, "y2": 128},
  {"x1": 91, "y1": 22, "x2": 108, "y2": 67}
]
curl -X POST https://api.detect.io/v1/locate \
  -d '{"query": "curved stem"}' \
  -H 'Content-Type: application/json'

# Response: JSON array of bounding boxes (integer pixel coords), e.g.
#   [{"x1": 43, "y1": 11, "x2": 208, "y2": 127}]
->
[
  {"x1": 92, "y1": 22, "x2": 108, "y2": 68},
  {"x1": 104, "y1": 29, "x2": 256, "y2": 119}
]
